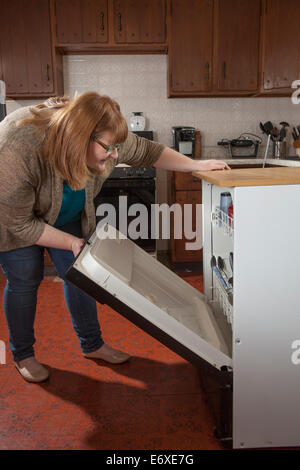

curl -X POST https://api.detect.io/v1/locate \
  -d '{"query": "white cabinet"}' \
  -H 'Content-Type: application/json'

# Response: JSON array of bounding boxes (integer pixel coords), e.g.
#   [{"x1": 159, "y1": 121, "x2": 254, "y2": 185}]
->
[{"x1": 202, "y1": 179, "x2": 300, "y2": 449}]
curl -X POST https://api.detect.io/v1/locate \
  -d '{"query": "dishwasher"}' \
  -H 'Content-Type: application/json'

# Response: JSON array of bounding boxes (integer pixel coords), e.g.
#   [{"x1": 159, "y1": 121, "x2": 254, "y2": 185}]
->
[{"x1": 65, "y1": 173, "x2": 300, "y2": 448}]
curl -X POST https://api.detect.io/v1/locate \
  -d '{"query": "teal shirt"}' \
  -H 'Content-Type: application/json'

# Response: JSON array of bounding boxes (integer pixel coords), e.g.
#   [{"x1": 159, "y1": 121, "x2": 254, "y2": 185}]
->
[{"x1": 54, "y1": 183, "x2": 86, "y2": 228}]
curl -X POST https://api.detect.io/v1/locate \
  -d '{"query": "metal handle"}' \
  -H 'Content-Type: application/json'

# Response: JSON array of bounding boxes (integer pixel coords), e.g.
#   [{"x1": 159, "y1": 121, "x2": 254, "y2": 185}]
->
[
  {"x1": 205, "y1": 62, "x2": 210, "y2": 80},
  {"x1": 117, "y1": 12, "x2": 122, "y2": 31},
  {"x1": 45, "y1": 64, "x2": 50, "y2": 81},
  {"x1": 100, "y1": 12, "x2": 104, "y2": 31},
  {"x1": 222, "y1": 61, "x2": 226, "y2": 80}
]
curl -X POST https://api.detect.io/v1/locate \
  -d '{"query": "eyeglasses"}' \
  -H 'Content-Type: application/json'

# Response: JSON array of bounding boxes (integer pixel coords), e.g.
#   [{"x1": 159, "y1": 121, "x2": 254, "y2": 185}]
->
[{"x1": 92, "y1": 137, "x2": 121, "y2": 154}]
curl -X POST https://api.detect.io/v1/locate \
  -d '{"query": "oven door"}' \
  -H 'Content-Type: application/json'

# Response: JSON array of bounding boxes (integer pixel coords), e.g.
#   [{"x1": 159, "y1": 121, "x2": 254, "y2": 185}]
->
[
  {"x1": 65, "y1": 225, "x2": 232, "y2": 372},
  {"x1": 95, "y1": 178, "x2": 156, "y2": 252}
]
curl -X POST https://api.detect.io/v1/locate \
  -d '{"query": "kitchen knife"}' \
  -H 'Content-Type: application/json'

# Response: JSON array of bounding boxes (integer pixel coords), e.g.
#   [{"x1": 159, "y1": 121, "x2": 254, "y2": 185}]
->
[{"x1": 0, "y1": 80, "x2": 6, "y2": 122}]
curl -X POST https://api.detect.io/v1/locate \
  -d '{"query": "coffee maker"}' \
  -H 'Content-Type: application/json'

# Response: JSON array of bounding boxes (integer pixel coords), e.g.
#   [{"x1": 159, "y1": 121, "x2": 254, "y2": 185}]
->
[{"x1": 172, "y1": 126, "x2": 195, "y2": 158}]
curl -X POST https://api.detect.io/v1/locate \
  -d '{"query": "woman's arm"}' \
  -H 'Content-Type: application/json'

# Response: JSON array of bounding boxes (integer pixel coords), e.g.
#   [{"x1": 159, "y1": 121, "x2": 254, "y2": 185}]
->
[
  {"x1": 153, "y1": 147, "x2": 230, "y2": 171},
  {"x1": 35, "y1": 224, "x2": 84, "y2": 257}
]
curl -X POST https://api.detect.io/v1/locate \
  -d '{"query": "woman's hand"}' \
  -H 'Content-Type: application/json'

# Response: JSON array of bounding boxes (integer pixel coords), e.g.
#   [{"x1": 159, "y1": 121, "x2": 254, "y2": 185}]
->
[
  {"x1": 197, "y1": 159, "x2": 231, "y2": 171},
  {"x1": 71, "y1": 238, "x2": 85, "y2": 257}
]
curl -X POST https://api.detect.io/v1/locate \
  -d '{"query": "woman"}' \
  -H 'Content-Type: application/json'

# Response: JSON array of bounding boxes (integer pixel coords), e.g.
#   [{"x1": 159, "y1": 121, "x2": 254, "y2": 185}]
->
[{"x1": 0, "y1": 92, "x2": 229, "y2": 383}]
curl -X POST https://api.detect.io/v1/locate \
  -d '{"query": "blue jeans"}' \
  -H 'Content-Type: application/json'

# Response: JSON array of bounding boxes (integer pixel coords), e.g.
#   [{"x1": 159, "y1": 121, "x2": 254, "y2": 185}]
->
[{"x1": 0, "y1": 221, "x2": 104, "y2": 361}]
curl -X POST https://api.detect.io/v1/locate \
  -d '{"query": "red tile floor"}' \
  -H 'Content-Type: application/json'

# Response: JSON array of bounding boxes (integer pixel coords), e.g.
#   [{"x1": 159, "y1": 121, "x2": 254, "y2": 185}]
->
[{"x1": 0, "y1": 268, "x2": 224, "y2": 450}]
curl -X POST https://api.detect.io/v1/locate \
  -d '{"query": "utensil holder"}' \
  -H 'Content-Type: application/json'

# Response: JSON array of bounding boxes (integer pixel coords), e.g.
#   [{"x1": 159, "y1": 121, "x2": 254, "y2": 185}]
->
[{"x1": 273, "y1": 141, "x2": 286, "y2": 159}]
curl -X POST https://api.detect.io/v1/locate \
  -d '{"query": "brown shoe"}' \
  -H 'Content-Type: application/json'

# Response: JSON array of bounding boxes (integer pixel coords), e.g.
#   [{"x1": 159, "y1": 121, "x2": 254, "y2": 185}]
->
[
  {"x1": 14, "y1": 357, "x2": 50, "y2": 383},
  {"x1": 83, "y1": 343, "x2": 131, "y2": 364}
]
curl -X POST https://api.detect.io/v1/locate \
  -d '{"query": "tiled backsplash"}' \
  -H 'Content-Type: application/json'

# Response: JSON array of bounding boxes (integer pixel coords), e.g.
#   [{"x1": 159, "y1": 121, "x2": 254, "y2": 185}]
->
[{"x1": 6, "y1": 54, "x2": 300, "y2": 250}]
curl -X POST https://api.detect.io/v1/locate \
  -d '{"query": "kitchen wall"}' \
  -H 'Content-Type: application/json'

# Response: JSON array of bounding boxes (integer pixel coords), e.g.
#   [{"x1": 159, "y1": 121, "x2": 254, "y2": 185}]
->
[{"x1": 6, "y1": 54, "x2": 300, "y2": 250}]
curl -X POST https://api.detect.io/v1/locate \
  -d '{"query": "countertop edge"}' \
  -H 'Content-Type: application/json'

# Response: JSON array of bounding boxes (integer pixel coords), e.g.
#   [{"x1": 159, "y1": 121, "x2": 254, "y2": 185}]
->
[{"x1": 192, "y1": 166, "x2": 300, "y2": 187}]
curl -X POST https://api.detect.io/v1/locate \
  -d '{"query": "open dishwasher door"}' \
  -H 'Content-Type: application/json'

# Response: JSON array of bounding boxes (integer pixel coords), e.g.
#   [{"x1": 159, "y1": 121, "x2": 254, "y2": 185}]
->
[{"x1": 65, "y1": 225, "x2": 232, "y2": 371}]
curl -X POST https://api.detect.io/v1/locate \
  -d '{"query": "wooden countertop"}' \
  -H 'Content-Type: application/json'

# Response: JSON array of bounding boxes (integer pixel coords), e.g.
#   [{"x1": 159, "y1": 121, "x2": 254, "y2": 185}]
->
[{"x1": 192, "y1": 166, "x2": 300, "y2": 187}]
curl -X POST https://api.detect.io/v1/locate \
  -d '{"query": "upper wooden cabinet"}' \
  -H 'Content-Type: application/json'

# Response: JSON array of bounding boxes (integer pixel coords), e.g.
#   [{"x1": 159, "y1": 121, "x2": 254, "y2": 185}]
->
[
  {"x1": 114, "y1": 0, "x2": 166, "y2": 44},
  {"x1": 261, "y1": 0, "x2": 300, "y2": 94},
  {"x1": 168, "y1": 0, "x2": 213, "y2": 93},
  {"x1": 53, "y1": 0, "x2": 167, "y2": 51},
  {"x1": 168, "y1": 0, "x2": 262, "y2": 96},
  {"x1": 0, "y1": 0, "x2": 63, "y2": 98},
  {"x1": 1, "y1": 0, "x2": 299, "y2": 99},
  {"x1": 214, "y1": 0, "x2": 261, "y2": 92},
  {"x1": 55, "y1": 0, "x2": 109, "y2": 44}
]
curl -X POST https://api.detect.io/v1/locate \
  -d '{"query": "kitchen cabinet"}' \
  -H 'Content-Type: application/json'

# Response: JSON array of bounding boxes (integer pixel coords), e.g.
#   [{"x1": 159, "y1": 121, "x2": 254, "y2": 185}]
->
[
  {"x1": 53, "y1": 0, "x2": 167, "y2": 52},
  {"x1": 168, "y1": 0, "x2": 213, "y2": 93},
  {"x1": 214, "y1": 0, "x2": 261, "y2": 92},
  {"x1": 114, "y1": 0, "x2": 166, "y2": 44},
  {"x1": 55, "y1": 0, "x2": 109, "y2": 44},
  {"x1": 168, "y1": 0, "x2": 262, "y2": 97},
  {"x1": 170, "y1": 172, "x2": 203, "y2": 263},
  {"x1": 192, "y1": 165, "x2": 300, "y2": 447},
  {"x1": 260, "y1": 0, "x2": 300, "y2": 94},
  {"x1": 0, "y1": 0, "x2": 63, "y2": 98}
]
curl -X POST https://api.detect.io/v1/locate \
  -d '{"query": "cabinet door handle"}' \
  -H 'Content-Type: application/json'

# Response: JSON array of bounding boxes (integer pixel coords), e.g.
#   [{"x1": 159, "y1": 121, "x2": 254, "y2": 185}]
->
[
  {"x1": 100, "y1": 12, "x2": 105, "y2": 31},
  {"x1": 205, "y1": 62, "x2": 210, "y2": 80},
  {"x1": 222, "y1": 61, "x2": 227, "y2": 80},
  {"x1": 45, "y1": 64, "x2": 50, "y2": 81},
  {"x1": 117, "y1": 12, "x2": 122, "y2": 31}
]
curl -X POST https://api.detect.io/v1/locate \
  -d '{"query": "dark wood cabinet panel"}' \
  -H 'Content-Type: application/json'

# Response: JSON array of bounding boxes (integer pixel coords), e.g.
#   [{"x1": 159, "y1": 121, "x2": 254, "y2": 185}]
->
[
  {"x1": 113, "y1": 0, "x2": 166, "y2": 44},
  {"x1": 55, "y1": 0, "x2": 108, "y2": 44},
  {"x1": 175, "y1": 172, "x2": 202, "y2": 191},
  {"x1": 215, "y1": 0, "x2": 261, "y2": 92},
  {"x1": 0, "y1": 1, "x2": 29, "y2": 94},
  {"x1": 55, "y1": 0, "x2": 82, "y2": 43},
  {"x1": 24, "y1": 0, "x2": 55, "y2": 94},
  {"x1": 171, "y1": 173, "x2": 203, "y2": 263},
  {"x1": 168, "y1": 0, "x2": 213, "y2": 93},
  {"x1": 261, "y1": 0, "x2": 300, "y2": 92},
  {"x1": 0, "y1": 0, "x2": 59, "y2": 97},
  {"x1": 82, "y1": 0, "x2": 108, "y2": 43}
]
